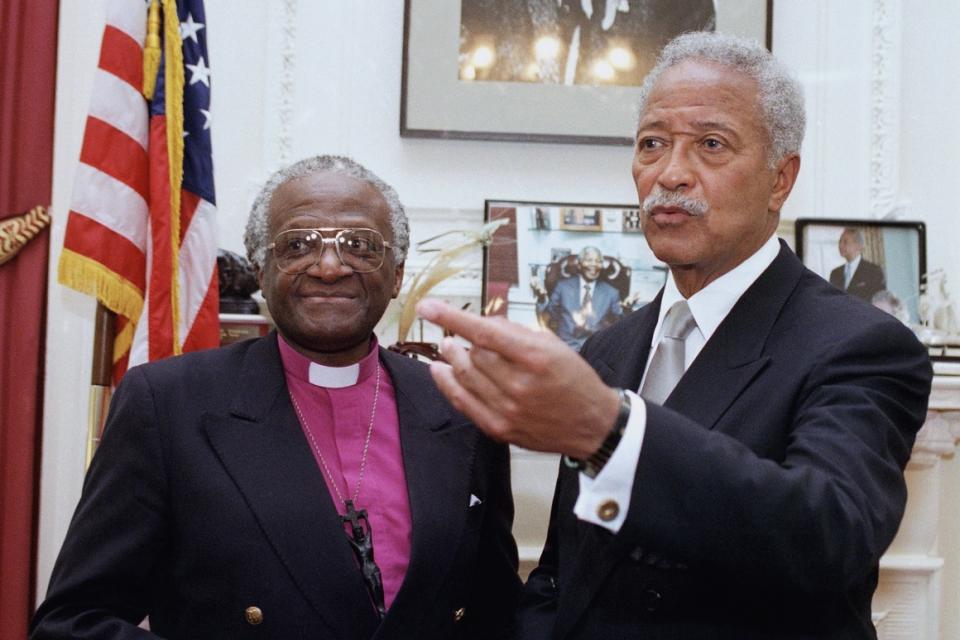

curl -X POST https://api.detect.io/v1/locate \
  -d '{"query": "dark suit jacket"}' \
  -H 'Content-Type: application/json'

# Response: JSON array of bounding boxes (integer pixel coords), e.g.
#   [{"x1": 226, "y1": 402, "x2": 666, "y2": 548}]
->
[
  {"x1": 829, "y1": 257, "x2": 886, "y2": 302},
  {"x1": 32, "y1": 335, "x2": 521, "y2": 639},
  {"x1": 517, "y1": 243, "x2": 931, "y2": 639},
  {"x1": 540, "y1": 277, "x2": 622, "y2": 349}
]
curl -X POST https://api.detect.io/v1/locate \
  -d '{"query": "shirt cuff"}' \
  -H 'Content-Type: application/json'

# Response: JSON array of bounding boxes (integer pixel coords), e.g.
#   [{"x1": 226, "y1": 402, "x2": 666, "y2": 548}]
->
[{"x1": 573, "y1": 391, "x2": 646, "y2": 533}]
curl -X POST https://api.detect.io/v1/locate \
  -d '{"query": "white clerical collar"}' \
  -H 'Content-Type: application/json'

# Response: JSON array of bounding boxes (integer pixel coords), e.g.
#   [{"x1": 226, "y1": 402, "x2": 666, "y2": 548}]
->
[
  {"x1": 308, "y1": 361, "x2": 360, "y2": 388},
  {"x1": 277, "y1": 333, "x2": 380, "y2": 389},
  {"x1": 655, "y1": 234, "x2": 781, "y2": 345}
]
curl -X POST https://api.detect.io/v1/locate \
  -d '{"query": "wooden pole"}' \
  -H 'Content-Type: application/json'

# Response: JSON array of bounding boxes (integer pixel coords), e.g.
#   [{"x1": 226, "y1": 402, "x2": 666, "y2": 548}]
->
[{"x1": 85, "y1": 302, "x2": 114, "y2": 469}]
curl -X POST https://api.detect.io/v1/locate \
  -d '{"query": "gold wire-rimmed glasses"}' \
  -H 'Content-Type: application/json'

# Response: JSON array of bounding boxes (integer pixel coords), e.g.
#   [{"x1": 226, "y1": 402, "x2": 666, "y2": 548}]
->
[{"x1": 267, "y1": 227, "x2": 393, "y2": 275}]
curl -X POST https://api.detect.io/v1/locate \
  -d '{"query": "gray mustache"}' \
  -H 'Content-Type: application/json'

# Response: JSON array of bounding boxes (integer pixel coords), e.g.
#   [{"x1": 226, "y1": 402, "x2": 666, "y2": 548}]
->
[{"x1": 642, "y1": 191, "x2": 709, "y2": 217}]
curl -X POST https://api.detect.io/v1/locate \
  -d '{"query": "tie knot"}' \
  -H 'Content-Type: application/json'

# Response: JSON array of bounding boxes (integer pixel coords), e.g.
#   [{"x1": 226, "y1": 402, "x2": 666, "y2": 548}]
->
[{"x1": 662, "y1": 300, "x2": 697, "y2": 340}]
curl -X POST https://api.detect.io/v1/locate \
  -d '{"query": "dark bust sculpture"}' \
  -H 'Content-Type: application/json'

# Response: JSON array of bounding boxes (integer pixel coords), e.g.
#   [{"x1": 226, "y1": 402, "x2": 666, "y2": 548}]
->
[{"x1": 217, "y1": 248, "x2": 261, "y2": 314}]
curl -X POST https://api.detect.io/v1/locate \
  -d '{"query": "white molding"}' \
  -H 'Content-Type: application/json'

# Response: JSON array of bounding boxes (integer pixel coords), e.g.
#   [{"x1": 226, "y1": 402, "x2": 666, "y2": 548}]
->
[
  {"x1": 929, "y1": 373, "x2": 960, "y2": 408},
  {"x1": 812, "y1": 0, "x2": 829, "y2": 217},
  {"x1": 880, "y1": 555, "x2": 945, "y2": 573},
  {"x1": 875, "y1": 560, "x2": 942, "y2": 640},
  {"x1": 869, "y1": 0, "x2": 905, "y2": 219},
  {"x1": 263, "y1": 0, "x2": 298, "y2": 171},
  {"x1": 910, "y1": 410, "x2": 960, "y2": 468}
]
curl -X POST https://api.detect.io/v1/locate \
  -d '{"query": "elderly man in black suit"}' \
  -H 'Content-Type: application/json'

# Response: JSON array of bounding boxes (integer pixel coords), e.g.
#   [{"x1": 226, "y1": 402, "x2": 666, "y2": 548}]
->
[
  {"x1": 829, "y1": 227, "x2": 887, "y2": 302},
  {"x1": 419, "y1": 32, "x2": 931, "y2": 639},
  {"x1": 31, "y1": 155, "x2": 521, "y2": 639}
]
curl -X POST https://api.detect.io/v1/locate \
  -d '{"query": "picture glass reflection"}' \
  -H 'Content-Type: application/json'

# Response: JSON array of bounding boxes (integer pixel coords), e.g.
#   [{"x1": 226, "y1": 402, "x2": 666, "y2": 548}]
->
[{"x1": 458, "y1": 0, "x2": 717, "y2": 86}]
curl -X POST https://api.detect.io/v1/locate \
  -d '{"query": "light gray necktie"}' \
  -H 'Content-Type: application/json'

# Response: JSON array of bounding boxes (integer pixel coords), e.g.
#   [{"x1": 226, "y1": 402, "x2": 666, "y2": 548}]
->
[
  {"x1": 844, "y1": 262, "x2": 853, "y2": 289},
  {"x1": 640, "y1": 300, "x2": 697, "y2": 405}
]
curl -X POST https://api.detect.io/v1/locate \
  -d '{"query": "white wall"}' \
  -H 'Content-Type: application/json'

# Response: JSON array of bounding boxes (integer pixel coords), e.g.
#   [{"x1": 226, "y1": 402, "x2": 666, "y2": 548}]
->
[{"x1": 39, "y1": 2, "x2": 960, "y2": 634}]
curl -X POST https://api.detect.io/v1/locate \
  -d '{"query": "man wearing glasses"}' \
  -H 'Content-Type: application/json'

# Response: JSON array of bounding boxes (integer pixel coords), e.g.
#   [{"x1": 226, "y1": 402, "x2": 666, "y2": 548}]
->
[{"x1": 32, "y1": 156, "x2": 521, "y2": 639}]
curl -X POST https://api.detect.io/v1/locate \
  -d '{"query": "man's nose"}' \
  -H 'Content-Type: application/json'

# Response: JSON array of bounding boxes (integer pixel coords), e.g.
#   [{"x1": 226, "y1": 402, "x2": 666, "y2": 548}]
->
[
  {"x1": 305, "y1": 239, "x2": 350, "y2": 280},
  {"x1": 656, "y1": 147, "x2": 695, "y2": 192}
]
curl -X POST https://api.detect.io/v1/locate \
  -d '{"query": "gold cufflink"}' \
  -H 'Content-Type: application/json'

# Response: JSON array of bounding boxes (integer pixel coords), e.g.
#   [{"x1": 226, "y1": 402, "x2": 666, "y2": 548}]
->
[{"x1": 598, "y1": 499, "x2": 620, "y2": 521}]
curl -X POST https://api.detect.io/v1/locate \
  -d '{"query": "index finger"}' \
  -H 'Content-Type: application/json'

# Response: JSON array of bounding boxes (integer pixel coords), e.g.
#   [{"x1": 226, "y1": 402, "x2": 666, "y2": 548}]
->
[{"x1": 417, "y1": 298, "x2": 541, "y2": 360}]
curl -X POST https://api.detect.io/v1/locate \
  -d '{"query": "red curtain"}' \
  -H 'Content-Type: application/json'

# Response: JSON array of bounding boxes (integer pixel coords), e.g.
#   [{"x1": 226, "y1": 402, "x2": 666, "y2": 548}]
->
[{"x1": 0, "y1": 0, "x2": 59, "y2": 636}]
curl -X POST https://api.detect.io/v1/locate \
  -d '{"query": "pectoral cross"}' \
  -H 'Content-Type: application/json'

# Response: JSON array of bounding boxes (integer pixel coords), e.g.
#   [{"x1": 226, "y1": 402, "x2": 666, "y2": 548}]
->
[{"x1": 341, "y1": 500, "x2": 386, "y2": 620}]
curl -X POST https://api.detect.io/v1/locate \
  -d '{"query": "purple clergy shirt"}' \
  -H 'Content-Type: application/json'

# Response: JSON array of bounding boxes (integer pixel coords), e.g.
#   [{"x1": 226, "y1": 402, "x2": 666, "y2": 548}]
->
[{"x1": 278, "y1": 334, "x2": 412, "y2": 610}]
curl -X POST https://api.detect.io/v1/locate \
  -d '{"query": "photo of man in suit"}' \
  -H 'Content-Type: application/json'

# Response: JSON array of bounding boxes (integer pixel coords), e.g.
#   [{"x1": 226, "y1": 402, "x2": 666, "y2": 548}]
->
[
  {"x1": 419, "y1": 32, "x2": 931, "y2": 639},
  {"x1": 31, "y1": 156, "x2": 521, "y2": 639},
  {"x1": 829, "y1": 227, "x2": 887, "y2": 302},
  {"x1": 531, "y1": 246, "x2": 624, "y2": 349}
]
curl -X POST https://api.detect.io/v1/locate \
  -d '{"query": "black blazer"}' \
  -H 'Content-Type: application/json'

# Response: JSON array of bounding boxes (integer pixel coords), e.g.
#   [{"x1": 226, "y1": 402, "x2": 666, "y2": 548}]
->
[
  {"x1": 829, "y1": 257, "x2": 886, "y2": 303},
  {"x1": 518, "y1": 243, "x2": 931, "y2": 639},
  {"x1": 32, "y1": 335, "x2": 521, "y2": 639}
]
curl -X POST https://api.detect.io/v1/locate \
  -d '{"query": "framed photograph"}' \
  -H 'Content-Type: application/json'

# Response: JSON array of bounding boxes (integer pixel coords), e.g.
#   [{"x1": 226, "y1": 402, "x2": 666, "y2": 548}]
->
[
  {"x1": 402, "y1": 0, "x2": 772, "y2": 145},
  {"x1": 483, "y1": 199, "x2": 667, "y2": 350},
  {"x1": 793, "y1": 219, "x2": 949, "y2": 356}
]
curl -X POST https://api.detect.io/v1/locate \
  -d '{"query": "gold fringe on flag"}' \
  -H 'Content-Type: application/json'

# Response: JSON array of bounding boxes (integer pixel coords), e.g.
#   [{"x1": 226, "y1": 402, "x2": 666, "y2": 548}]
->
[
  {"x1": 57, "y1": 248, "x2": 145, "y2": 322},
  {"x1": 163, "y1": 0, "x2": 185, "y2": 355},
  {"x1": 142, "y1": 0, "x2": 161, "y2": 100}
]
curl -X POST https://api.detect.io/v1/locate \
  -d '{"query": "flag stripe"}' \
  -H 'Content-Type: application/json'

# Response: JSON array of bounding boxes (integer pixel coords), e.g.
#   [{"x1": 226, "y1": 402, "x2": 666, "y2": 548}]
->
[
  {"x1": 79, "y1": 117, "x2": 150, "y2": 201},
  {"x1": 62, "y1": 213, "x2": 147, "y2": 290},
  {"x1": 147, "y1": 115, "x2": 175, "y2": 361},
  {"x1": 105, "y1": 0, "x2": 147, "y2": 44},
  {"x1": 181, "y1": 267, "x2": 220, "y2": 352},
  {"x1": 179, "y1": 189, "x2": 199, "y2": 244},
  {"x1": 98, "y1": 25, "x2": 143, "y2": 91},
  {"x1": 89, "y1": 69, "x2": 149, "y2": 148},
  {"x1": 70, "y1": 163, "x2": 148, "y2": 250},
  {"x1": 177, "y1": 196, "x2": 217, "y2": 335}
]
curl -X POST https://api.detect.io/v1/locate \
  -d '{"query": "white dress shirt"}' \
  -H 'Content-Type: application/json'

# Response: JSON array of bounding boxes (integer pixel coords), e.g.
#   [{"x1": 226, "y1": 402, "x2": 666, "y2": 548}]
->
[
  {"x1": 844, "y1": 254, "x2": 862, "y2": 289},
  {"x1": 574, "y1": 234, "x2": 782, "y2": 531}
]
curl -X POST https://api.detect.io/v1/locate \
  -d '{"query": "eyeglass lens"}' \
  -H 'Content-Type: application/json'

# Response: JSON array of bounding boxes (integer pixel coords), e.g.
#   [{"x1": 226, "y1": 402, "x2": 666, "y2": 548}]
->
[{"x1": 273, "y1": 228, "x2": 386, "y2": 274}]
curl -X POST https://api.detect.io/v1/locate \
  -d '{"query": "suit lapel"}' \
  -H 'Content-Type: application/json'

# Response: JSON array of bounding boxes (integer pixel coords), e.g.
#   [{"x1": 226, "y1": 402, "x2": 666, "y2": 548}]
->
[
  {"x1": 202, "y1": 334, "x2": 379, "y2": 638},
  {"x1": 666, "y1": 243, "x2": 802, "y2": 428},
  {"x1": 373, "y1": 350, "x2": 477, "y2": 637}
]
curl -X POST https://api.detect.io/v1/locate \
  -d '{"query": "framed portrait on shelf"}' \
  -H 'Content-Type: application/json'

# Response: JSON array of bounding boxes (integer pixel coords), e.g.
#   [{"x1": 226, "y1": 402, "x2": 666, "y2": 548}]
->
[
  {"x1": 219, "y1": 313, "x2": 272, "y2": 347},
  {"x1": 401, "y1": 0, "x2": 772, "y2": 145},
  {"x1": 483, "y1": 200, "x2": 667, "y2": 350},
  {"x1": 793, "y1": 218, "x2": 950, "y2": 357}
]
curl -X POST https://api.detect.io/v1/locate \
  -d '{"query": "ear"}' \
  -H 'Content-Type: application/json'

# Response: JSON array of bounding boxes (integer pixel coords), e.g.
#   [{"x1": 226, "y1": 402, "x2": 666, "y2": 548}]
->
[
  {"x1": 391, "y1": 261, "x2": 405, "y2": 299},
  {"x1": 255, "y1": 265, "x2": 264, "y2": 290},
  {"x1": 768, "y1": 154, "x2": 801, "y2": 214}
]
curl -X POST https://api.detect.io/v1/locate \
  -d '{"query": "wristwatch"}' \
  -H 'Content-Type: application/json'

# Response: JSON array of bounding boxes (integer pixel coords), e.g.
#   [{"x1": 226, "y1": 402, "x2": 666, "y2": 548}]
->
[{"x1": 565, "y1": 388, "x2": 632, "y2": 479}]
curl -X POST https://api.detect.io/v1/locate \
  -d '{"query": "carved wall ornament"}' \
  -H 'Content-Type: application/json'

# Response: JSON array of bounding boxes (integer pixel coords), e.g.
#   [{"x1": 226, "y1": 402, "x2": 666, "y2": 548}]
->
[{"x1": 0, "y1": 206, "x2": 51, "y2": 266}]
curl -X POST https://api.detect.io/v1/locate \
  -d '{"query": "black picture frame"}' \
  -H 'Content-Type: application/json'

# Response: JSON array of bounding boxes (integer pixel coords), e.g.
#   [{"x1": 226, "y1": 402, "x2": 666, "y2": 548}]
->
[
  {"x1": 482, "y1": 199, "x2": 667, "y2": 348},
  {"x1": 793, "y1": 218, "x2": 952, "y2": 360},
  {"x1": 401, "y1": 0, "x2": 773, "y2": 146}
]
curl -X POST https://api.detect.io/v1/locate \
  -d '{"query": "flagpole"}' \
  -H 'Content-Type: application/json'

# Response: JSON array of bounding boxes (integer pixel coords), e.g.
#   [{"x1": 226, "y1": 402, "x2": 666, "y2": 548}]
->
[{"x1": 85, "y1": 302, "x2": 114, "y2": 469}]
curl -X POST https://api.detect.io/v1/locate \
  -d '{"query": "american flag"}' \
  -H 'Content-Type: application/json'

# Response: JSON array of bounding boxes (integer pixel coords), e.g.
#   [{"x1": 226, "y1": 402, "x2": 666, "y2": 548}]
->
[{"x1": 58, "y1": 0, "x2": 219, "y2": 382}]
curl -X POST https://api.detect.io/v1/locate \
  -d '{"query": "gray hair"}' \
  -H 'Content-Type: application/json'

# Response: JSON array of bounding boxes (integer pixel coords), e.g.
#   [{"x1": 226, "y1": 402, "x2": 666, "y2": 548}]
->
[
  {"x1": 243, "y1": 155, "x2": 410, "y2": 269},
  {"x1": 635, "y1": 31, "x2": 805, "y2": 167},
  {"x1": 578, "y1": 246, "x2": 602, "y2": 261}
]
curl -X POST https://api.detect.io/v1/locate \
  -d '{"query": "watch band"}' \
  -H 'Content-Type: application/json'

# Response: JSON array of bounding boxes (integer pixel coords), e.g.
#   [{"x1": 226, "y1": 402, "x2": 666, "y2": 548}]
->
[{"x1": 565, "y1": 388, "x2": 632, "y2": 479}]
